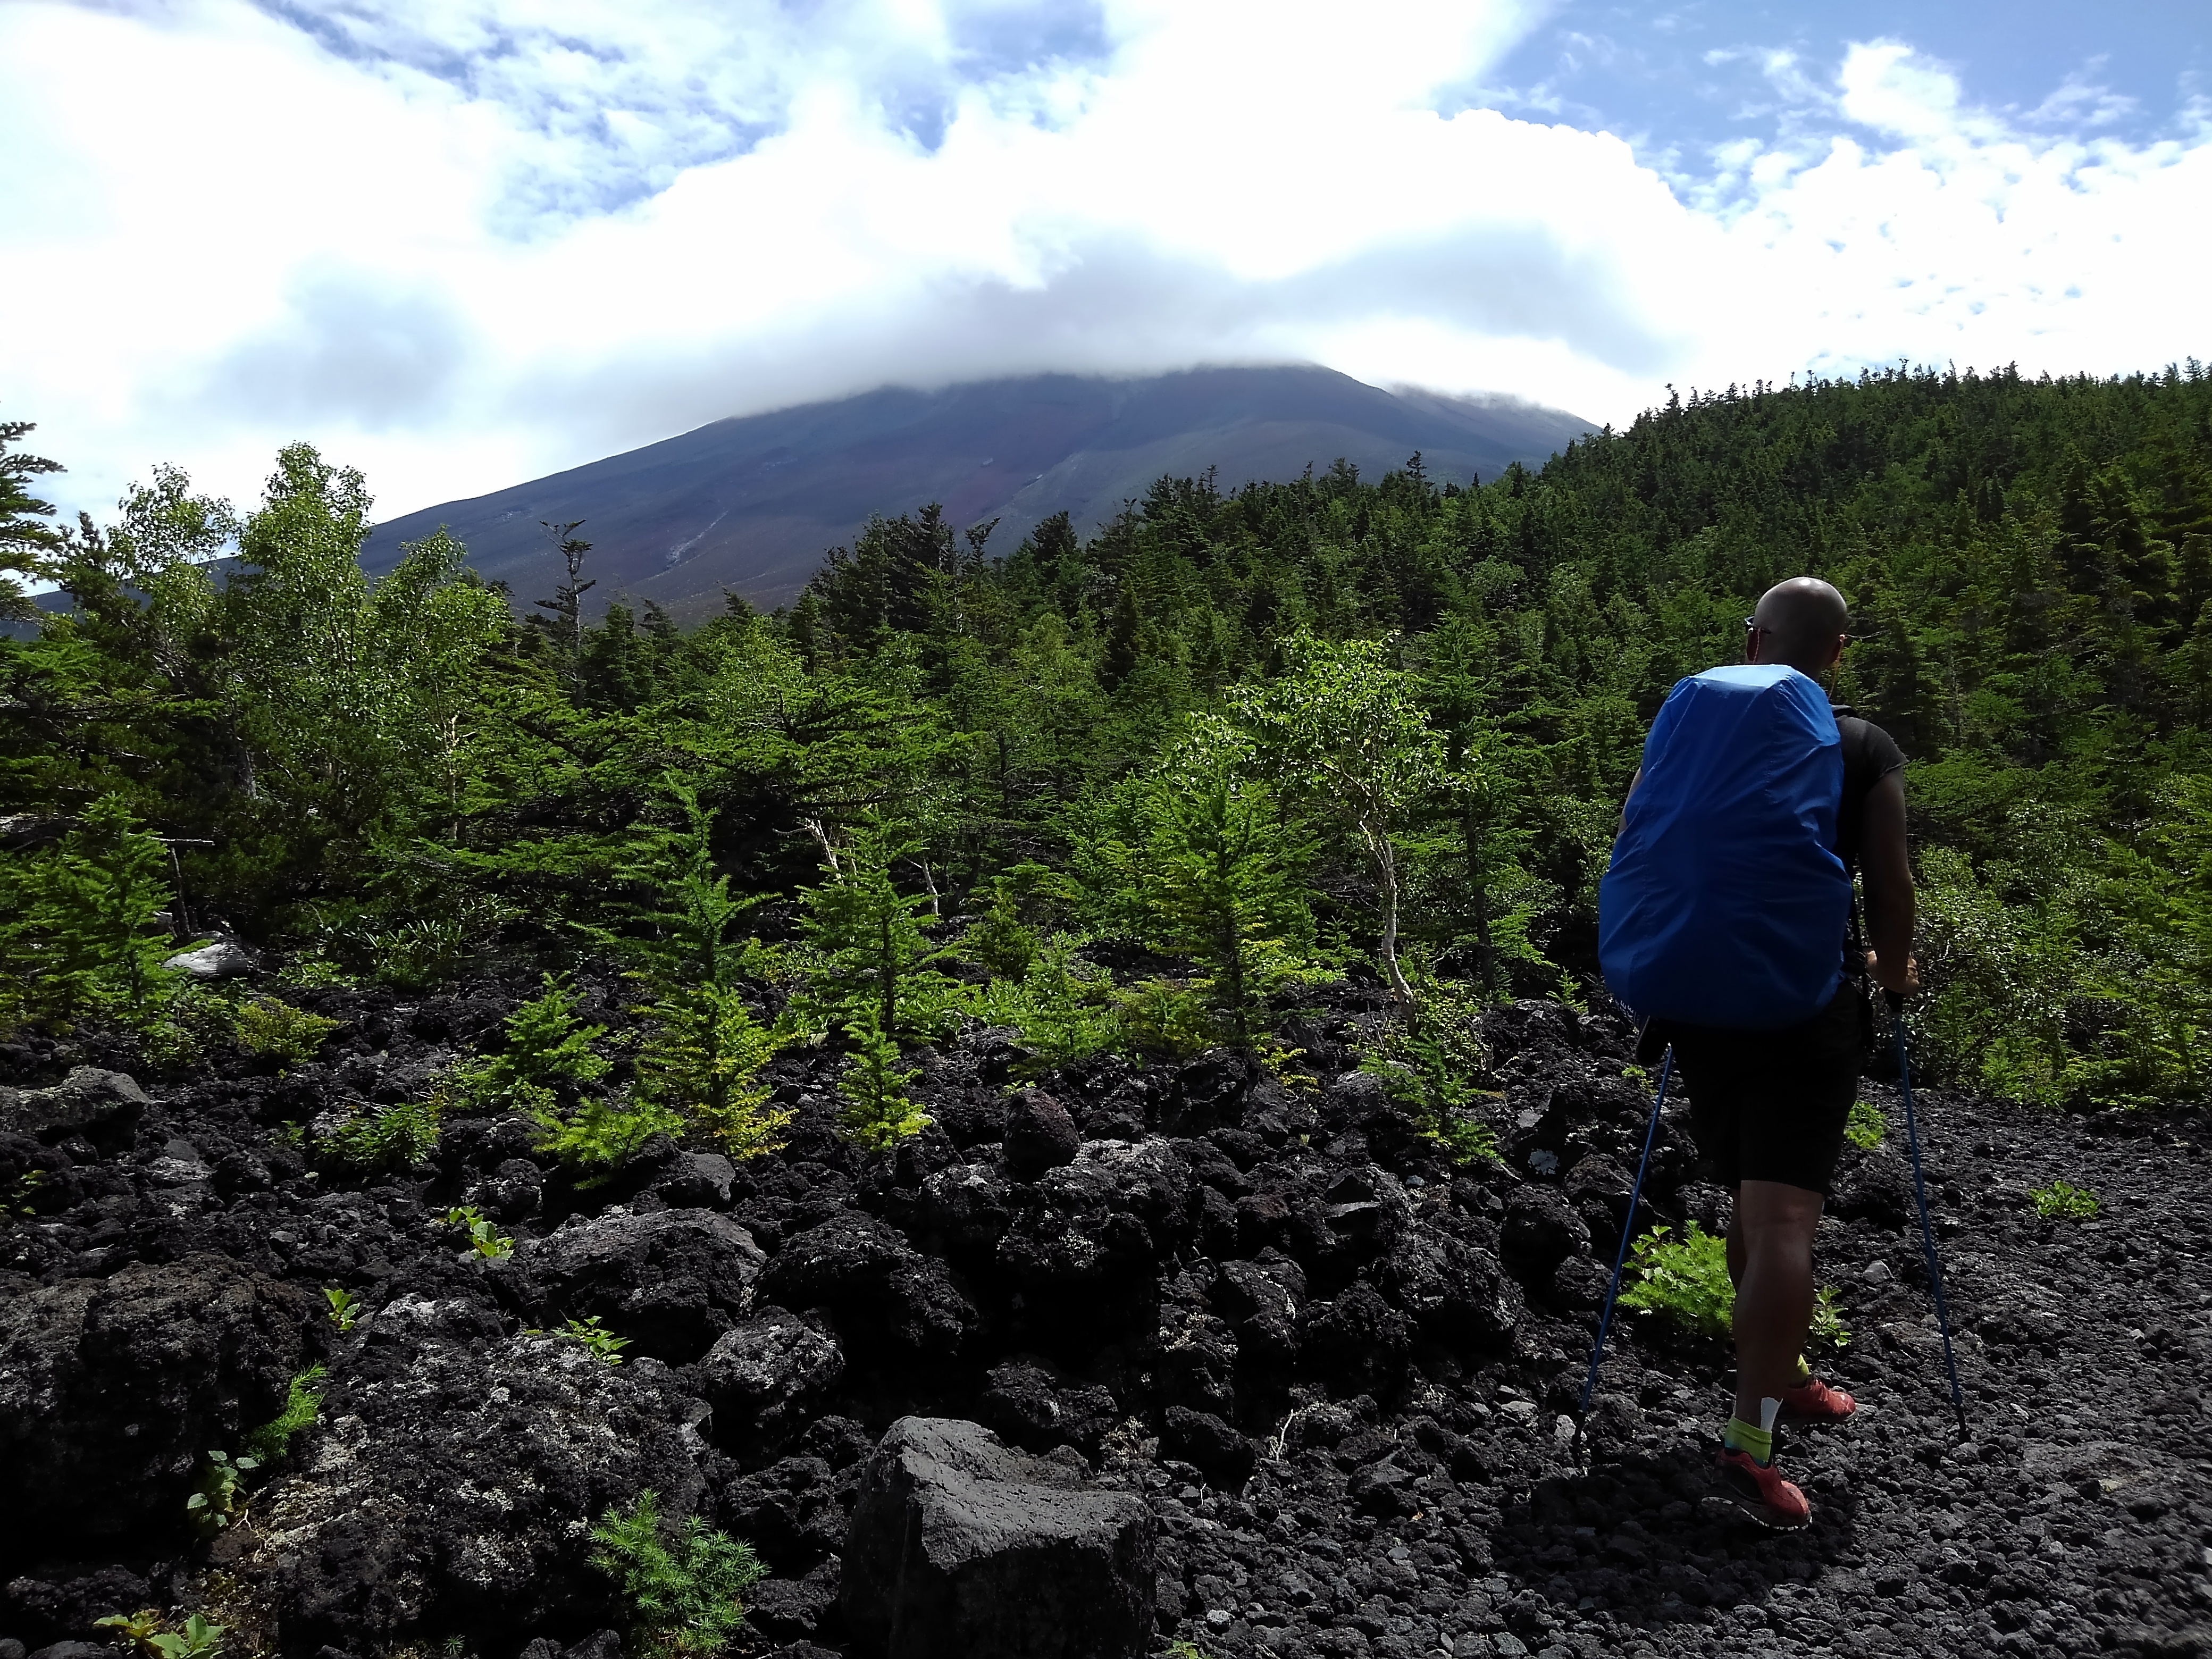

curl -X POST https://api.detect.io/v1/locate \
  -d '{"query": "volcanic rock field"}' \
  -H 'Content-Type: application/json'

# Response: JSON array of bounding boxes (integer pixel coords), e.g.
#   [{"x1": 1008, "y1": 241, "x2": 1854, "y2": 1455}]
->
[{"x1": 3, "y1": 976, "x2": 2209, "y2": 1659}]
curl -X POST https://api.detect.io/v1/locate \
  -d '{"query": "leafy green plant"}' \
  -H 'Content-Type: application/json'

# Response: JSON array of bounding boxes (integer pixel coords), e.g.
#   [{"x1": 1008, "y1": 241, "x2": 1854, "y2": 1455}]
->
[
  {"x1": 1811, "y1": 1286, "x2": 1851, "y2": 1350},
  {"x1": 2030, "y1": 1179, "x2": 2100, "y2": 1219},
  {"x1": 275, "y1": 953, "x2": 355, "y2": 991},
  {"x1": 4, "y1": 1167, "x2": 48, "y2": 1220},
  {"x1": 241, "y1": 1364, "x2": 327, "y2": 1465},
  {"x1": 1358, "y1": 981, "x2": 1502, "y2": 1164},
  {"x1": 234, "y1": 996, "x2": 342, "y2": 1067},
  {"x1": 364, "y1": 912, "x2": 481, "y2": 992},
  {"x1": 320, "y1": 1095, "x2": 442, "y2": 1171},
  {"x1": 835, "y1": 1015, "x2": 931, "y2": 1150},
  {"x1": 96, "y1": 1612, "x2": 225, "y2": 1659},
  {"x1": 492, "y1": 973, "x2": 613, "y2": 1098},
  {"x1": 94, "y1": 1612, "x2": 166, "y2": 1655},
  {"x1": 441, "y1": 1205, "x2": 514, "y2": 1259},
  {"x1": 1844, "y1": 1099, "x2": 1888, "y2": 1151},
  {"x1": 324, "y1": 1286, "x2": 360, "y2": 1331},
  {"x1": 1616, "y1": 1224, "x2": 1737, "y2": 1338},
  {"x1": 1164, "y1": 1643, "x2": 1213, "y2": 1659},
  {"x1": 1619, "y1": 1223, "x2": 1852, "y2": 1349},
  {"x1": 185, "y1": 1449, "x2": 257, "y2": 1536},
  {"x1": 589, "y1": 1489, "x2": 766, "y2": 1658},
  {"x1": 530, "y1": 1314, "x2": 630, "y2": 1364}
]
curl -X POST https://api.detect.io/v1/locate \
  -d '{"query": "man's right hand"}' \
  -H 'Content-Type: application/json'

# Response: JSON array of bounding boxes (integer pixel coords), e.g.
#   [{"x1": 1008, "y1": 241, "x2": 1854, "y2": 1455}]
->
[{"x1": 1864, "y1": 949, "x2": 1920, "y2": 996}]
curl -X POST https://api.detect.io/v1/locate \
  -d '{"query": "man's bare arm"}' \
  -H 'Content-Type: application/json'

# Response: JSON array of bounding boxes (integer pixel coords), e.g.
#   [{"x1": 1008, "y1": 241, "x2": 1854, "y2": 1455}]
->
[{"x1": 1858, "y1": 770, "x2": 1918, "y2": 994}]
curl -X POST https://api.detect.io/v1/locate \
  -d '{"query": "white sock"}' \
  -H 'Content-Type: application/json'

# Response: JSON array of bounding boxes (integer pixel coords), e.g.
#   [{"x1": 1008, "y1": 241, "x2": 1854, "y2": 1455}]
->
[{"x1": 1759, "y1": 1397, "x2": 1782, "y2": 1434}]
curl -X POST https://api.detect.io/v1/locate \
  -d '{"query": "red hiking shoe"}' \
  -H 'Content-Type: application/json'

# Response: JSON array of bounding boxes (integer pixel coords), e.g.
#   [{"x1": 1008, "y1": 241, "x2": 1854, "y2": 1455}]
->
[
  {"x1": 1715, "y1": 1445, "x2": 1812, "y2": 1529},
  {"x1": 1782, "y1": 1375, "x2": 1857, "y2": 1421}
]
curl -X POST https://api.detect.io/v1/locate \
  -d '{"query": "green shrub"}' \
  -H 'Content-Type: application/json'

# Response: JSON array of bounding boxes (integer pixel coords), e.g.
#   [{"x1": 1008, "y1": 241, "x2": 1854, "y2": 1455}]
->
[
  {"x1": 1844, "y1": 1099, "x2": 1887, "y2": 1151},
  {"x1": 320, "y1": 1095, "x2": 442, "y2": 1171},
  {"x1": 835, "y1": 1016, "x2": 930, "y2": 1151},
  {"x1": 1616, "y1": 1223, "x2": 1737, "y2": 1338},
  {"x1": 1618, "y1": 1224, "x2": 1852, "y2": 1350},
  {"x1": 634, "y1": 982, "x2": 791, "y2": 1161},
  {"x1": 137, "y1": 982, "x2": 245, "y2": 1068},
  {"x1": 976, "y1": 934, "x2": 1121, "y2": 1071},
  {"x1": 530, "y1": 1093, "x2": 686, "y2": 1177},
  {"x1": 324, "y1": 1287, "x2": 359, "y2": 1331},
  {"x1": 241, "y1": 1364, "x2": 327, "y2": 1465},
  {"x1": 1358, "y1": 981, "x2": 1502, "y2": 1165},
  {"x1": 0, "y1": 795, "x2": 178, "y2": 1032},
  {"x1": 433, "y1": 974, "x2": 611, "y2": 1122},
  {"x1": 1112, "y1": 978, "x2": 1220, "y2": 1058},
  {"x1": 498, "y1": 973, "x2": 613, "y2": 1093},
  {"x1": 2030, "y1": 1179, "x2": 2100, "y2": 1219},
  {"x1": 275, "y1": 953, "x2": 355, "y2": 991},
  {"x1": 590, "y1": 1490, "x2": 766, "y2": 1658},
  {"x1": 234, "y1": 996, "x2": 342, "y2": 1066},
  {"x1": 960, "y1": 875, "x2": 1040, "y2": 981}
]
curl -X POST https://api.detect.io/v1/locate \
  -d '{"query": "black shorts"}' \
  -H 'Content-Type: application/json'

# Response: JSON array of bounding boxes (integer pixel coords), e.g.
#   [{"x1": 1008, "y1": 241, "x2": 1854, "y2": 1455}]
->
[{"x1": 1661, "y1": 984, "x2": 1865, "y2": 1195}]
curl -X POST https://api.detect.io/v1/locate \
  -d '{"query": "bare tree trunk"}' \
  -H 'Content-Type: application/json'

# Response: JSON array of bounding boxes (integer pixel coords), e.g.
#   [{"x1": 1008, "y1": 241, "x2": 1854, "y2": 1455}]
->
[
  {"x1": 1368, "y1": 820, "x2": 1412, "y2": 1002},
  {"x1": 802, "y1": 818, "x2": 841, "y2": 876}
]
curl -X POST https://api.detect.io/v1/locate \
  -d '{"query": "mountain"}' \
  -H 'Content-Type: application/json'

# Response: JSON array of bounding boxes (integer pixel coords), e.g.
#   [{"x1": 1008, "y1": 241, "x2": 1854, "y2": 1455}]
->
[{"x1": 360, "y1": 364, "x2": 1596, "y2": 616}]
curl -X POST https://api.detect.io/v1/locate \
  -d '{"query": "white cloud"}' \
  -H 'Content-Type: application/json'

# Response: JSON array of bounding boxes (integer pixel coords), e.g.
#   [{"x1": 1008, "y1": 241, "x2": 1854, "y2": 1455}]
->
[{"x1": 2, "y1": 1, "x2": 2207, "y2": 530}]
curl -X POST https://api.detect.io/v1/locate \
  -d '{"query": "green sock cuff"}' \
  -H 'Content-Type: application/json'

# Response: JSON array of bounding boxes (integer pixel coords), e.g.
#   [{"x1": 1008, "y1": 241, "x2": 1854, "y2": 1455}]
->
[
  {"x1": 1792, "y1": 1353, "x2": 1813, "y2": 1385},
  {"x1": 1724, "y1": 1417, "x2": 1773, "y2": 1463}
]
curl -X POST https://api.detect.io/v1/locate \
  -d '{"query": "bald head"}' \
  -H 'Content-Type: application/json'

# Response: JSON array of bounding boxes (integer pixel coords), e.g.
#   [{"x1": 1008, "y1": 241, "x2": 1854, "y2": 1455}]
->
[{"x1": 1750, "y1": 577, "x2": 1849, "y2": 675}]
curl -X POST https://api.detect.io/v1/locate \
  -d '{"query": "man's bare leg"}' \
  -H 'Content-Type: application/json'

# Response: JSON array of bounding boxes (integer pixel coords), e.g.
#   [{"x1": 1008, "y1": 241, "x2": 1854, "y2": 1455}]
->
[{"x1": 1726, "y1": 1179, "x2": 1825, "y2": 1423}]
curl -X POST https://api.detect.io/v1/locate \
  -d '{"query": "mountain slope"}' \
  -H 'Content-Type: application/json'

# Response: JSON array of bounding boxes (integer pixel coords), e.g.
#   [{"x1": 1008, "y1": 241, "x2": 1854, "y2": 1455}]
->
[{"x1": 361, "y1": 365, "x2": 1594, "y2": 614}]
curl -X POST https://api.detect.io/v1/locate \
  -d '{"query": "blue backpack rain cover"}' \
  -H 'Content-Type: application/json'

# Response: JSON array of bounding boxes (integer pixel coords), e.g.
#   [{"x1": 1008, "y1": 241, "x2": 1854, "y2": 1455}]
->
[{"x1": 1599, "y1": 665, "x2": 1851, "y2": 1029}]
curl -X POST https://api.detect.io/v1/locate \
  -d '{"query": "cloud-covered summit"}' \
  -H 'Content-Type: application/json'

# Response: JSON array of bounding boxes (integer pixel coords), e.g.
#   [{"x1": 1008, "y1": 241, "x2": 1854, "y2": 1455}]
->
[{"x1": 3, "y1": 0, "x2": 2205, "y2": 529}]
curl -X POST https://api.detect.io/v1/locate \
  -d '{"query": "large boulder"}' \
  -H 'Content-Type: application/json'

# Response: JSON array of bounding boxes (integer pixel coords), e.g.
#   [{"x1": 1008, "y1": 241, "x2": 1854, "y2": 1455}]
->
[
  {"x1": 996, "y1": 1139, "x2": 1191, "y2": 1294},
  {"x1": 1299, "y1": 1282, "x2": 1411, "y2": 1390},
  {"x1": 695, "y1": 1307, "x2": 845, "y2": 1455},
  {"x1": 231, "y1": 1328, "x2": 710, "y2": 1652},
  {"x1": 518, "y1": 1207, "x2": 766, "y2": 1362},
  {"x1": 1001, "y1": 1091, "x2": 1080, "y2": 1180},
  {"x1": 1500, "y1": 1186, "x2": 1590, "y2": 1283},
  {"x1": 976, "y1": 1363, "x2": 1120, "y2": 1459},
  {"x1": 0, "y1": 1068, "x2": 148, "y2": 1144},
  {"x1": 0, "y1": 1254, "x2": 313, "y2": 1546},
  {"x1": 840, "y1": 1417, "x2": 1154, "y2": 1659},
  {"x1": 1370, "y1": 1227, "x2": 1522, "y2": 1351},
  {"x1": 758, "y1": 1213, "x2": 976, "y2": 1360}
]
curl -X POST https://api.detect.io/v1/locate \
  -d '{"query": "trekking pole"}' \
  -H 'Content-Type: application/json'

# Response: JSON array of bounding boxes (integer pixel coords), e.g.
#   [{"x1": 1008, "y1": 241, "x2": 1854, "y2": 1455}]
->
[
  {"x1": 1888, "y1": 991, "x2": 1970, "y2": 1440},
  {"x1": 1577, "y1": 1044, "x2": 1672, "y2": 1451}
]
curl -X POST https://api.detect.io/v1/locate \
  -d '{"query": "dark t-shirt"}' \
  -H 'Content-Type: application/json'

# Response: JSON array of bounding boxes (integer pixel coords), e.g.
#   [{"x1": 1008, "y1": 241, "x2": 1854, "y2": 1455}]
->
[{"x1": 1831, "y1": 707, "x2": 1907, "y2": 878}]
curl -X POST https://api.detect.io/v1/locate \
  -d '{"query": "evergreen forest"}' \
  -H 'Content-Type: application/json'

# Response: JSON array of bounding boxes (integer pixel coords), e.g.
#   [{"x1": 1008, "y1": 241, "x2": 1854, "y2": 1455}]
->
[{"x1": 5, "y1": 359, "x2": 2211, "y2": 1169}]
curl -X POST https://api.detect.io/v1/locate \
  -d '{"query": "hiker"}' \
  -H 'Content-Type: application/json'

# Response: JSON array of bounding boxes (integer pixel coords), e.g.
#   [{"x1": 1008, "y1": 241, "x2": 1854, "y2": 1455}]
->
[{"x1": 1599, "y1": 576, "x2": 1917, "y2": 1528}]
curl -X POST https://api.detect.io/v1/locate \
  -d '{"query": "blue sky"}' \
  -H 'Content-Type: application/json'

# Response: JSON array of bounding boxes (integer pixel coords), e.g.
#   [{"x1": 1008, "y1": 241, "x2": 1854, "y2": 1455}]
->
[
  {"x1": 2, "y1": 0, "x2": 2206, "y2": 523},
  {"x1": 1480, "y1": 0, "x2": 2207, "y2": 163}
]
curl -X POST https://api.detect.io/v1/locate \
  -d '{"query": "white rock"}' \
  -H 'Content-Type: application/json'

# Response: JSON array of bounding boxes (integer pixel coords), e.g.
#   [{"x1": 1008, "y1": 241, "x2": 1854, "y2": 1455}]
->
[{"x1": 163, "y1": 938, "x2": 258, "y2": 979}]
